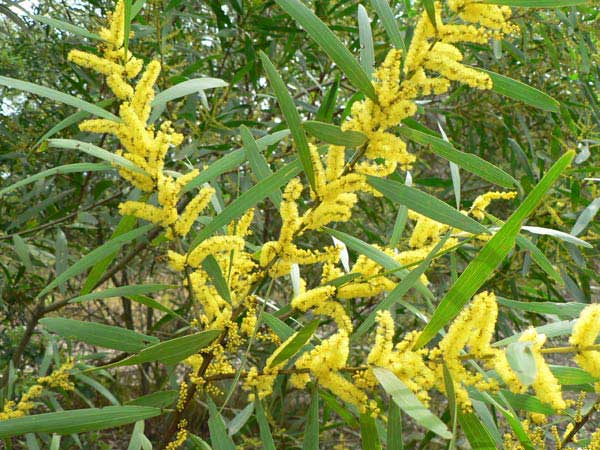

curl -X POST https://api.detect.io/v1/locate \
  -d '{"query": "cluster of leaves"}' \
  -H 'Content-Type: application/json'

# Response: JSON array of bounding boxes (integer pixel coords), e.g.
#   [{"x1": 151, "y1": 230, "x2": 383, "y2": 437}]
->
[{"x1": 0, "y1": 0, "x2": 599, "y2": 449}]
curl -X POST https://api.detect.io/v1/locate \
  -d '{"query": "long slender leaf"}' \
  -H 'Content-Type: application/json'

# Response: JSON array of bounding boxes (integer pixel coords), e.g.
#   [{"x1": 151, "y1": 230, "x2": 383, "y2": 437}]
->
[
  {"x1": 483, "y1": 0, "x2": 589, "y2": 6},
  {"x1": 273, "y1": 0, "x2": 376, "y2": 100},
  {"x1": 414, "y1": 151, "x2": 574, "y2": 348},
  {"x1": 0, "y1": 406, "x2": 161, "y2": 438},
  {"x1": 68, "y1": 284, "x2": 172, "y2": 304},
  {"x1": 304, "y1": 121, "x2": 368, "y2": 147},
  {"x1": 0, "y1": 75, "x2": 120, "y2": 121},
  {"x1": 208, "y1": 398, "x2": 237, "y2": 450},
  {"x1": 303, "y1": 385, "x2": 320, "y2": 450},
  {"x1": 30, "y1": 14, "x2": 101, "y2": 40},
  {"x1": 371, "y1": 0, "x2": 405, "y2": 50},
  {"x1": 255, "y1": 399, "x2": 276, "y2": 450},
  {"x1": 458, "y1": 411, "x2": 497, "y2": 450},
  {"x1": 357, "y1": 5, "x2": 375, "y2": 76},
  {"x1": 360, "y1": 414, "x2": 382, "y2": 450},
  {"x1": 260, "y1": 51, "x2": 315, "y2": 191},
  {"x1": 269, "y1": 320, "x2": 319, "y2": 368}
]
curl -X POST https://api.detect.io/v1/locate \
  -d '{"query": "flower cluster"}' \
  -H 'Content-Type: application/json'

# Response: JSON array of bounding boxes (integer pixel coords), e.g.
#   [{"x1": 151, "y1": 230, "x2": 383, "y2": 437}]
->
[{"x1": 0, "y1": 361, "x2": 74, "y2": 421}]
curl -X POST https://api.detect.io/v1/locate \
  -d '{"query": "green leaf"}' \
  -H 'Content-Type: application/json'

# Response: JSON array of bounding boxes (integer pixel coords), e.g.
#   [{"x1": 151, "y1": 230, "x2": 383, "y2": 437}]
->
[
  {"x1": 98, "y1": 330, "x2": 221, "y2": 369},
  {"x1": 262, "y1": 312, "x2": 294, "y2": 340},
  {"x1": 514, "y1": 235, "x2": 563, "y2": 285},
  {"x1": 303, "y1": 385, "x2": 319, "y2": 450},
  {"x1": 494, "y1": 320, "x2": 574, "y2": 347},
  {"x1": 571, "y1": 197, "x2": 600, "y2": 237},
  {"x1": 48, "y1": 139, "x2": 147, "y2": 174},
  {"x1": 360, "y1": 414, "x2": 382, "y2": 450},
  {"x1": 352, "y1": 235, "x2": 448, "y2": 339},
  {"x1": 414, "y1": 151, "x2": 574, "y2": 349},
  {"x1": 443, "y1": 365, "x2": 458, "y2": 448},
  {"x1": 30, "y1": 14, "x2": 101, "y2": 40},
  {"x1": 370, "y1": 0, "x2": 405, "y2": 50},
  {"x1": 398, "y1": 126, "x2": 518, "y2": 189},
  {"x1": 550, "y1": 365, "x2": 598, "y2": 385},
  {"x1": 259, "y1": 51, "x2": 315, "y2": 192},
  {"x1": 149, "y1": 77, "x2": 228, "y2": 122},
  {"x1": 0, "y1": 163, "x2": 111, "y2": 198},
  {"x1": 208, "y1": 398, "x2": 237, "y2": 450},
  {"x1": 0, "y1": 406, "x2": 161, "y2": 438},
  {"x1": 126, "y1": 391, "x2": 178, "y2": 409},
  {"x1": 131, "y1": 0, "x2": 147, "y2": 18},
  {"x1": 273, "y1": 0, "x2": 376, "y2": 100},
  {"x1": 304, "y1": 121, "x2": 368, "y2": 147},
  {"x1": 202, "y1": 255, "x2": 232, "y2": 303},
  {"x1": 315, "y1": 77, "x2": 340, "y2": 122},
  {"x1": 127, "y1": 295, "x2": 184, "y2": 321},
  {"x1": 387, "y1": 401, "x2": 403, "y2": 450},
  {"x1": 68, "y1": 284, "x2": 172, "y2": 304},
  {"x1": 123, "y1": 0, "x2": 132, "y2": 57},
  {"x1": 269, "y1": 320, "x2": 319, "y2": 368},
  {"x1": 190, "y1": 159, "x2": 302, "y2": 248},
  {"x1": 506, "y1": 342, "x2": 537, "y2": 386},
  {"x1": 422, "y1": 0, "x2": 437, "y2": 31},
  {"x1": 13, "y1": 235, "x2": 32, "y2": 271},
  {"x1": 81, "y1": 215, "x2": 138, "y2": 294},
  {"x1": 477, "y1": 68, "x2": 560, "y2": 113},
  {"x1": 228, "y1": 403, "x2": 254, "y2": 436},
  {"x1": 241, "y1": 125, "x2": 282, "y2": 206},
  {"x1": 496, "y1": 297, "x2": 585, "y2": 318},
  {"x1": 38, "y1": 224, "x2": 153, "y2": 298},
  {"x1": 255, "y1": 399, "x2": 276, "y2": 450},
  {"x1": 482, "y1": 0, "x2": 589, "y2": 6},
  {"x1": 522, "y1": 225, "x2": 592, "y2": 248},
  {"x1": 367, "y1": 176, "x2": 489, "y2": 235},
  {"x1": 357, "y1": 5, "x2": 375, "y2": 76},
  {"x1": 457, "y1": 411, "x2": 497, "y2": 450},
  {"x1": 374, "y1": 368, "x2": 452, "y2": 439},
  {"x1": 40, "y1": 317, "x2": 158, "y2": 352},
  {"x1": 0, "y1": 75, "x2": 120, "y2": 121}
]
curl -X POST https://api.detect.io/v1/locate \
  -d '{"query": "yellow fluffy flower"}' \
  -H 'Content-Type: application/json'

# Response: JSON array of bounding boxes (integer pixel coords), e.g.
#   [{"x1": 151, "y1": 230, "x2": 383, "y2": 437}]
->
[
  {"x1": 570, "y1": 304, "x2": 600, "y2": 378},
  {"x1": 470, "y1": 191, "x2": 517, "y2": 220},
  {"x1": 291, "y1": 286, "x2": 352, "y2": 333}
]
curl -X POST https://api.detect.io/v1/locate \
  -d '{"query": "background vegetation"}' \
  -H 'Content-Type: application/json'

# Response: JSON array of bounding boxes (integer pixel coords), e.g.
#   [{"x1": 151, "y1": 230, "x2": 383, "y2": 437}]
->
[{"x1": 0, "y1": 0, "x2": 599, "y2": 448}]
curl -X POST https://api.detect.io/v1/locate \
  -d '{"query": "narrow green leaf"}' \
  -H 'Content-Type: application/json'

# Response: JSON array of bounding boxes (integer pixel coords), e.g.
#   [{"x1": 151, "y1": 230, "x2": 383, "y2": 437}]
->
[
  {"x1": 48, "y1": 139, "x2": 147, "y2": 174},
  {"x1": 208, "y1": 398, "x2": 237, "y2": 450},
  {"x1": 457, "y1": 411, "x2": 497, "y2": 450},
  {"x1": 371, "y1": 0, "x2": 405, "y2": 50},
  {"x1": 304, "y1": 121, "x2": 368, "y2": 147},
  {"x1": 494, "y1": 320, "x2": 574, "y2": 347},
  {"x1": 477, "y1": 68, "x2": 560, "y2": 112},
  {"x1": 259, "y1": 51, "x2": 315, "y2": 191},
  {"x1": 0, "y1": 75, "x2": 120, "y2": 121},
  {"x1": 269, "y1": 320, "x2": 319, "y2": 368},
  {"x1": 13, "y1": 235, "x2": 32, "y2": 271},
  {"x1": 255, "y1": 399, "x2": 276, "y2": 450},
  {"x1": 262, "y1": 312, "x2": 294, "y2": 340},
  {"x1": 149, "y1": 78, "x2": 228, "y2": 122},
  {"x1": 398, "y1": 126, "x2": 518, "y2": 189},
  {"x1": 0, "y1": 406, "x2": 161, "y2": 438},
  {"x1": 30, "y1": 14, "x2": 101, "y2": 40},
  {"x1": 241, "y1": 125, "x2": 282, "y2": 206},
  {"x1": 360, "y1": 414, "x2": 382, "y2": 450},
  {"x1": 127, "y1": 295, "x2": 184, "y2": 320},
  {"x1": 228, "y1": 403, "x2": 254, "y2": 436},
  {"x1": 273, "y1": 0, "x2": 377, "y2": 100},
  {"x1": 38, "y1": 224, "x2": 152, "y2": 298},
  {"x1": 571, "y1": 197, "x2": 600, "y2": 237},
  {"x1": 357, "y1": 5, "x2": 375, "y2": 76},
  {"x1": 303, "y1": 385, "x2": 319, "y2": 450},
  {"x1": 203, "y1": 255, "x2": 232, "y2": 303},
  {"x1": 131, "y1": 0, "x2": 147, "y2": 18},
  {"x1": 515, "y1": 235, "x2": 563, "y2": 285},
  {"x1": 522, "y1": 225, "x2": 592, "y2": 248},
  {"x1": 367, "y1": 176, "x2": 489, "y2": 235},
  {"x1": 414, "y1": 151, "x2": 574, "y2": 349},
  {"x1": 482, "y1": 0, "x2": 589, "y2": 6},
  {"x1": 50, "y1": 434, "x2": 62, "y2": 450},
  {"x1": 443, "y1": 365, "x2": 458, "y2": 449},
  {"x1": 422, "y1": 0, "x2": 437, "y2": 31},
  {"x1": 387, "y1": 401, "x2": 403, "y2": 450},
  {"x1": 374, "y1": 368, "x2": 452, "y2": 439},
  {"x1": 40, "y1": 317, "x2": 158, "y2": 352},
  {"x1": 496, "y1": 297, "x2": 585, "y2": 318},
  {"x1": 353, "y1": 235, "x2": 448, "y2": 339},
  {"x1": 550, "y1": 365, "x2": 598, "y2": 385},
  {"x1": 98, "y1": 330, "x2": 221, "y2": 369},
  {"x1": 506, "y1": 342, "x2": 537, "y2": 386},
  {"x1": 190, "y1": 159, "x2": 302, "y2": 248},
  {"x1": 68, "y1": 284, "x2": 172, "y2": 304},
  {"x1": 315, "y1": 77, "x2": 340, "y2": 122},
  {"x1": 126, "y1": 391, "x2": 178, "y2": 408},
  {"x1": 123, "y1": 0, "x2": 132, "y2": 57},
  {"x1": 81, "y1": 215, "x2": 138, "y2": 294},
  {"x1": 0, "y1": 163, "x2": 110, "y2": 198}
]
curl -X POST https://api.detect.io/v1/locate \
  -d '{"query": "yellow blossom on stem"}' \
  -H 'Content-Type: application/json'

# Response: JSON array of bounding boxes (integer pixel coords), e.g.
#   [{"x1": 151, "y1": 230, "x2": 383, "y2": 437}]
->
[{"x1": 570, "y1": 304, "x2": 600, "y2": 379}]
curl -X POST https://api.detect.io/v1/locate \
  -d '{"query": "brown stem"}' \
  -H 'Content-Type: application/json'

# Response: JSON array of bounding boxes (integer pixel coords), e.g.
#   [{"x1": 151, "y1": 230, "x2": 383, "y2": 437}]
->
[{"x1": 561, "y1": 399, "x2": 600, "y2": 447}]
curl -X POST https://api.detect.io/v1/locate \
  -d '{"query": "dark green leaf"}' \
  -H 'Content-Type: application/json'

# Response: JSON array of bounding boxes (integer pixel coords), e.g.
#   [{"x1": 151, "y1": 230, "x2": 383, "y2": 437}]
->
[
  {"x1": 269, "y1": 320, "x2": 319, "y2": 368},
  {"x1": 304, "y1": 121, "x2": 368, "y2": 147}
]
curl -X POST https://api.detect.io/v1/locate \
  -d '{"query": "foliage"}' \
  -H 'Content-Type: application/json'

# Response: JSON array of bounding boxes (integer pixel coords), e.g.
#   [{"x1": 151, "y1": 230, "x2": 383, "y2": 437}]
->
[{"x1": 0, "y1": 0, "x2": 599, "y2": 448}]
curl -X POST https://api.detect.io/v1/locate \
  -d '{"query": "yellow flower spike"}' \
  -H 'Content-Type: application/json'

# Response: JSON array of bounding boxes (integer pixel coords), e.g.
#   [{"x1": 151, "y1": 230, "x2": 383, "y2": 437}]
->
[
  {"x1": 295, "y1": 330, "x2": 369, "y2": 412},
  {"x1": 408, "y1": 211, "x2": 449, "y2": 249},
  {"x1": 570, "y1": 304, "x2": 600, "y2": 379},
  {"x1": 228, "y1": 208, "x2": 255, "y2": 237},
  {"x1": 165, "y1": 419, "x2": 188, "y2": 450},
  {"x1": 367, "y1": 311, "x2": 395, "y2": 365},
  {"x1": 99, "y1": 0, "x2": 126, "y2": 49},
  {"x1": 186, "y1": 236, "x2": 245, "y2": 268},
  {"x1": 519, "y1": 328, "x2": 567, "y2": 412},
  {"x1": 118, "y1": 201, "x2": 165, "y2": 226},
  {"x1": 320, "y1": 173, "x2": 367, "y2": 202},
  {"x1": 67, "y1": 50, "x2": 123, "y2": 77},
  {"x1": 325, "y1": 145, "x2": 346, "y2": 182},
  {"x1": 174, "y1": 169, "x2": 200, "y2": 191},
  {"x1": 470, "y1": 191, "x2": 517, "y2": 220},
  {"x1": 303, "y1": 193, "x2": 358, "y2": 230},
  {"x1": 373, "y1": 49, "x2": 403, "y2": 108},
  {"x1": 78, "y1": 118, "x2": 121, "y2": 136},
  {"x1": 174, "y1": 185, "x2": 215, "y2": 238},
  {"x1": 448, "y1": 0, "x2": 517, "y2": 36},
  {"x1": 131, "y1": 60, "x2": 161, "y2": 122},
  {"x1": 309, "y1": 144, "x2": 326, "y2": 200},
  {"x1": 291, "y1": 285, "x2": 352, "y2": 333},
  {"x1": 168, "y1": 250, "x2": 187, "y2": 272},
  {"x1": 106, "y1": 73, "x2": 133, "y2": 100}
]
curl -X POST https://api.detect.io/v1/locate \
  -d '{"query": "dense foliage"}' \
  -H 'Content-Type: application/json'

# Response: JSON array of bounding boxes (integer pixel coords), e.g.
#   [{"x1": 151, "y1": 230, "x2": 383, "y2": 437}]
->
[{"x1": 0, "y1": 0, "x2": 599, "y2": 448}]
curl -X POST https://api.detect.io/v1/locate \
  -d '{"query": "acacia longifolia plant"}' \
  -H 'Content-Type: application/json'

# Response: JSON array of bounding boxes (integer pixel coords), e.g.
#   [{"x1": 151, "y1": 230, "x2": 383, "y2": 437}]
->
[{"x1": 0, "y1": 0, "x2": 599, "y2": 448}]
